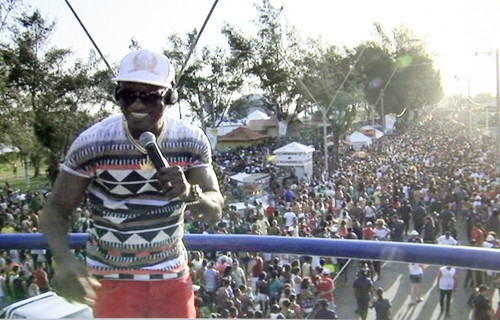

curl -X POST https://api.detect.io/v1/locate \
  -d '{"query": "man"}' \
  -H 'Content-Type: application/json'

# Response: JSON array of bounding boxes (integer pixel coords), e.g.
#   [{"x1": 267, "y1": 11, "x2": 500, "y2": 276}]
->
[
  {"x1": 283, "y1": 207, "x2": 297, "y2": 232},
  {"x1": 40, "y1": 49, "x2": 224, "y2": 318},
  {"x1": 371, "y1": 287, "x2": 391, "y2": 320},
  {"x1": 412, "y1": 201, "x2": 426, "y2": 235},
  {"x1": 389, "y1": 214, "x2": 405, "y2": 242},
  {"x1": 437, "y1": 231, "x2": 458, "y2": 246},
  {"x1": 247, "y1": 252, "x2": 264, "y2": 292},
  {"x1": 472, "y1": 285, "x2": 493, "y2": 320},
  {"x1": 204, "y1": 261, "x2": 219, "y2": 306},
  {"x1": 316, "y1": 269, "x2": 336, "y2": 309},
  {"x1": 312, "y1": 298, "x2": 338, "y2": 319},
  {"x1": 437, "y1": 266, "x2": 457, "y2": 317},
  {"x1": 353, "y1": 270, "x2": 373, "y2": 320},
  {"x1": 408, "y1": 263, "x2": 424, "y2": 303},
  {"x1": 407, "y1": 230, "x2": 423, "y2": 243}
]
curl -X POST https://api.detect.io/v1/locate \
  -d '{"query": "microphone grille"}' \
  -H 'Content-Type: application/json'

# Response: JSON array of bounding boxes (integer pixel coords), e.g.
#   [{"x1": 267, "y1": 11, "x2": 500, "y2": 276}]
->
[{"x1": 139, "y1": 131, "x2": 156, "y2": 147}]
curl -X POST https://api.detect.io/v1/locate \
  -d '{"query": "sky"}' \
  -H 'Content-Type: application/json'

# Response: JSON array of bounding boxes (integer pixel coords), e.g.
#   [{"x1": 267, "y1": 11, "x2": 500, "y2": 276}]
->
[{"x1": 26, "y1": 0, "x2": 500, "y2": 97}]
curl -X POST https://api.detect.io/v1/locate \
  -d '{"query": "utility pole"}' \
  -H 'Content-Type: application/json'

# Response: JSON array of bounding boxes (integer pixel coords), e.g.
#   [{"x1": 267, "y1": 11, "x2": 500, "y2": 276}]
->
[
  {"x1": 497, "y1": 49, "x2": 500, "y2": 174},
  {"x1": 374, "y1": 62, "x2": 429, "y2": 133},
  {"x1": 476, "y1": 49, "x2": 500, "y2": 173},
  {"x1": 380, "y1": 88, "x2": 385, "y2": 131},
  {"x1": 322, "y1": 107, "x2": 328, "y2": 178}
]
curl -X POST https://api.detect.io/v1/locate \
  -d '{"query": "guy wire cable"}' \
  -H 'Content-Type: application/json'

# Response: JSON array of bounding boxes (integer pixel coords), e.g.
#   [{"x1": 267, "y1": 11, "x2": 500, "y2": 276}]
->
[
  {"x1": 175, "y1": 0, "x2": 219, "y2": 86},
  {"x1": 64, "y1": 0, "x2": 113, "y2": 73},
  {"x1": 64, "y1": 0, "x2": 219, "y2": 84}
]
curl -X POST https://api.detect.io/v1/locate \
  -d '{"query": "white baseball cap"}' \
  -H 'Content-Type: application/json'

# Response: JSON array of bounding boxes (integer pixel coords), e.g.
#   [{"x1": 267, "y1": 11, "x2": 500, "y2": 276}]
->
[{"x1": 112, "y1": 49, "x2": 175, "y2": 88}]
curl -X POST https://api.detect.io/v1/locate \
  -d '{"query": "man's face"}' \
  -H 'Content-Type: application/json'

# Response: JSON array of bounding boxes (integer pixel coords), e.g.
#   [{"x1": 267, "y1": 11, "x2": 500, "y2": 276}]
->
[{"x1": 117, "y1": 82, "x2": 166, "y2": 135}]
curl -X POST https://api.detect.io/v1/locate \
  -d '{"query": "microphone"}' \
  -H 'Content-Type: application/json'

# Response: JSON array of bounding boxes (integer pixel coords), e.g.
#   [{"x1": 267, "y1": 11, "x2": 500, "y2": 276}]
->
[{"x1": 139, "y1": 131, "x2": 169, "y2": 170}]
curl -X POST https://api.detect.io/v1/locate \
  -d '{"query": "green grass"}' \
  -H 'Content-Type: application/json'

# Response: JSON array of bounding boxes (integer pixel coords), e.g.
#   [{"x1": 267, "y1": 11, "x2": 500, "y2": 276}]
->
[{"x1": 0, "y1": 161, "x2": 50, "y2": 192}]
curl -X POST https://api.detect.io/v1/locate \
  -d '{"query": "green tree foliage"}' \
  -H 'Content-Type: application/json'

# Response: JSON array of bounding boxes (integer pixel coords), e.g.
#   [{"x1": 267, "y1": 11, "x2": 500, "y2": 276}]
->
[
  {"x1": 300, "y1": 41, "x2": 366, "y2": 170},
  {"x1": 163, "y1": 30, "x2": 245, "y2": 130},
  {"x1": 360, "y1": 24, "x2": 443, "y2": 124},
  {"x1": 223, "y1": 0, "x2": 305, "y2": 123},
  {"x1": 0, "y1": 9, "x2": 113, "y2": 182}
]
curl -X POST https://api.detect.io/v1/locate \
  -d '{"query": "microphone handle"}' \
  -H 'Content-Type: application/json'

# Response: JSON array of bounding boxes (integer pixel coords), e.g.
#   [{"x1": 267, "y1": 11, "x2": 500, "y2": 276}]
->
[{"x1": 145, "y1": 143, "x2": 169, "y2": 170}]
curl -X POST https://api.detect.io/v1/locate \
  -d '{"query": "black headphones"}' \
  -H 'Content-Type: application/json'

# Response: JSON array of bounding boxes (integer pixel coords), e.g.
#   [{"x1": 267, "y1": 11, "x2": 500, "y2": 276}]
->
[
  {"x1": 163, "y1": 83, "x2": 178, "y2": 105},
  {"x1": 115, "y1": 82, "x2": 179, "y2": 105}
]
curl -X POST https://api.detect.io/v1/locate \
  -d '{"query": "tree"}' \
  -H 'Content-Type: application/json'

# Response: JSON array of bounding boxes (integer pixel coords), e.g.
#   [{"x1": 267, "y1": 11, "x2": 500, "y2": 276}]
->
[
  {"x1": 300, "y1": 42, "x2": 366, "y2": 172},
  {"x1": 163, "y1": 30, "x2": 246, "y2": 130},
  {"x1": 359, "y1": 23, "x2": 443, "y2": 127},
  {"x1": 0, "y1": 9, "x2": 113, "y2": 183},
  {"x1": 223, "y1": 0, "x2": 307, "y2": 137}
]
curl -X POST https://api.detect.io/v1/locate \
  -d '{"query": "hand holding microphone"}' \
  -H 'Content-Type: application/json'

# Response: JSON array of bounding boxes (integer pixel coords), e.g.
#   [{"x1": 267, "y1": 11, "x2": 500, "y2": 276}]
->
[{"x1": 139, "y1": 131, "x2": 190, "y2": 199}]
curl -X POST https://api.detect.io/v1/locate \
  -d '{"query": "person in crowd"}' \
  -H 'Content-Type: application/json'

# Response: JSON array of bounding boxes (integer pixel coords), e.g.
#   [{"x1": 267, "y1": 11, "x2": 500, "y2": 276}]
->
[
  {"x1": 353, "y1": 270, "x2": 373, "y2": 320},
  {"x1": 471, "y1": 284, "x2": 493, "y2": 320},
  {"x1": 437, "y1": 230, "x2": 459, "y2": 246},
  {"x1": 408, "y1": 263, "x2": 424, "y2": 304},
  {"x1": 437, "y1": 266, "x2": 457, "y2": 317},
  {"x1": 371, "y1": 287, "x2": 392, "y2": 320},
  {"x1": 316, "y1": 269, "x2": 336, "y2": 309},
  {"x1": 312, "y1": 298, "x2": 338, "y2": 319},
  {"x1": 33, "y1": 262, "x2": 50, "y2": 293}
]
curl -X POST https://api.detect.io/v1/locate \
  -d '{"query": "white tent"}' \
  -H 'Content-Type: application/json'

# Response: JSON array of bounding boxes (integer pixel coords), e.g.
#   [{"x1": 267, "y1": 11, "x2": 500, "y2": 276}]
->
[
  {"x1": 245, "y1": 110, "x2": 270, "y2": 121},
  {"x1": 273, "y1": 142, "x2": 315, "y2": 180},
  {"x1": 359, "y1": 125, "x2": 384, "y2": 139},
  {"x1": 229, "y1": 172, "x2": 270, "y2": 185},
  {"x1": 348, "y1": 131, "x2": 373, "y2": 151}
]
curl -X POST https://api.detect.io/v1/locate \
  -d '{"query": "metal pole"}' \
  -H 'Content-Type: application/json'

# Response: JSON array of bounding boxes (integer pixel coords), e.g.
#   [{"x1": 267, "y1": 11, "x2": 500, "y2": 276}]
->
[
  {"x1": 476, "y1": 49, "x2": 500, "y2": 173},
  {"x1": 322, "y1": 108, "x2": 328, "y2": 175},
  {"x1": 6, "y1": 234, "x2": 500, "y2": 271},
  {"x1": 496, "y1": 49, "x2": 500, "y2": 174},
  {"x1": 380, "y1": 88, "x2": 385, "y2": 132}
]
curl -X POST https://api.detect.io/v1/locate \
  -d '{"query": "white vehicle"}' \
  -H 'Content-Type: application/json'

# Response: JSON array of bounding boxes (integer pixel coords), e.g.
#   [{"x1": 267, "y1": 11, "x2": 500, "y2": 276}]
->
[{"x1": 0, "y1": 292, "x2": 93, "y2": 318}]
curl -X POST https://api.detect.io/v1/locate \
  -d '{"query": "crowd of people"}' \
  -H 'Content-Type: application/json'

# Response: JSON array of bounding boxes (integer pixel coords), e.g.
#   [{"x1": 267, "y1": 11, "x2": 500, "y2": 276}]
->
[{"x1": 0, "y1": 110, "x2": 499, "y2": 318}]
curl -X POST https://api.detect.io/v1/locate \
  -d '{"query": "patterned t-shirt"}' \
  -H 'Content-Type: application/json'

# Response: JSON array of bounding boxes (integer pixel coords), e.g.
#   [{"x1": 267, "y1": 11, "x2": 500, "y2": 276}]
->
[{"x1": 63, "y1": 114, "x2": 212, "y2": 280}]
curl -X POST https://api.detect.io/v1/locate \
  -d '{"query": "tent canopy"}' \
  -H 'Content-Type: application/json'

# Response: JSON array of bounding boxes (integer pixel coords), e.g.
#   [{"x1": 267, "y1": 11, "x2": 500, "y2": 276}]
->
[
  {"x1": 348, "y1": 131, "x2": 372, "y2": 143},
  {"x1": 218, "y1": 126, "x2": 268, "y2": 141},
  {"x1": 229, "y1": 172, "x2": 270, "y2": 184},
  {"x1": 273, "y1": 142, "x2": 315, "y2": 154}
]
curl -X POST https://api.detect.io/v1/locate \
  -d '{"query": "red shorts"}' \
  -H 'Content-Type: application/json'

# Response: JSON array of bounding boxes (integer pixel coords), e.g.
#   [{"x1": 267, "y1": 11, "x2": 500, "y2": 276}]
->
[{"x1": 94, "y1": 275, "x2": 196, "y2": 318}]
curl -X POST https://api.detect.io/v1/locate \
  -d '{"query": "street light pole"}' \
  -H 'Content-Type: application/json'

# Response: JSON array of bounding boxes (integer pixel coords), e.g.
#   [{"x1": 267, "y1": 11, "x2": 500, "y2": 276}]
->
[
  {"x1": 496, "y1": 49, "x2": 500, "y2": 174},
  {"x1": 380, "y1": 88, "x2": 385, "y2": 131},
  {"x1": 477, "y1": 49, "x2": 500, "y2": 173}
]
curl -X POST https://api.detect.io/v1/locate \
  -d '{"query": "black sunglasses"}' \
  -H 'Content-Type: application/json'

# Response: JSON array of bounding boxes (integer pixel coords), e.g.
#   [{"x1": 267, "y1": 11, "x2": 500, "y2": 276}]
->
[{"x1": 116, "y1": 88, "x2": 165, "y2": 107}]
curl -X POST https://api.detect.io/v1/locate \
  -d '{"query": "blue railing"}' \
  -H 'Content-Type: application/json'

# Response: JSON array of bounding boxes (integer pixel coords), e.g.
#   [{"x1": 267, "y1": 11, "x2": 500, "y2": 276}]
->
[{"x1": 1, "y1": 233, "x2": 499, "y2": 271}]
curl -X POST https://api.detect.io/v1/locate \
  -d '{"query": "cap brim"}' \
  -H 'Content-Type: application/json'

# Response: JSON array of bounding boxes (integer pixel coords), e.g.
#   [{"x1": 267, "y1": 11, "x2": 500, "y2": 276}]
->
[{"x1": 112, "y1": 74, "x2": 172, "y2": 89}]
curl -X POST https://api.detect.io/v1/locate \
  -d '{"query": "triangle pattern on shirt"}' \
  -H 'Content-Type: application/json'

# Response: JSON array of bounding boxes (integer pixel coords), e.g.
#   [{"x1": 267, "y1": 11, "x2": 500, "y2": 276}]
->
[
  {"x1": 100, "y1": 231, "x2": 123, "y2": 244},
  {"x1": 121, "y1": 181, "x2": 147, "y2": 195},
  {"x1": 108, "y1": 184, "x2": 133, "y2": 196},
  {"x1": 100, "y1": 181, "x2": 119, "y2": 192},
  {"x1": 163, "y1": 225, "x2": 180, "y2": 238},
  {"x1": 122, "y1": 170, "x2": 150, "y2": 183},
  {"x1": 112, "y1": 231, "x2": 135, "y2": 244},
  {"x1": 98, "y1": 170, "x2": 119, "y2": 182},
  {"x1": 107, "y1": 169, "x2": 137, "y2": 183},
  {"x1": 94, "y1": 227, "x2": 108, "y2": 239},
  {"x1": 122, "y1": 233, "x2": 148, "y2": 246},
  {"x1": 137, "y1": 182, "x2": 161, "y2": 194},
  {"x1": 140, "y1": 230, "x2": 167, "y2": 243},
  {"x1": 150, "y1": 230, "x2": 171, "y2": 244}
]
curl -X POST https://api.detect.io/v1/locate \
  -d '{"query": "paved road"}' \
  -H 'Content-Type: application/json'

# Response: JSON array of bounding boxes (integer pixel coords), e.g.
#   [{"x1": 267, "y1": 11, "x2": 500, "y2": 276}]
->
[{"x1": 332, "y1": 260, "x2": 498, "y2": 320}]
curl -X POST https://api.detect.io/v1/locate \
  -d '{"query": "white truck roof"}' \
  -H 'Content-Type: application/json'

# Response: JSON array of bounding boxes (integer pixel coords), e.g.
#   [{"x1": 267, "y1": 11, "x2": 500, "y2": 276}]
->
[{"x1": 0, "y1": 292, "x2": 93, "y2": 318}]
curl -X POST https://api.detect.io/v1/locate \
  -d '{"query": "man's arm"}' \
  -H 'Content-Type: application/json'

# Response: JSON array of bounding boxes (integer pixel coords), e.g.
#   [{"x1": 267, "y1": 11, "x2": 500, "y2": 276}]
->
[
  {"x1": 184, "y1": 165, "x2": 224, "y2": 225},
  {"x1": 40, "y1": 170, "x2": 89, "y2": 265},
  {"x1": 39, "y1": 170, "x2": 99, "y2": 305}
]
